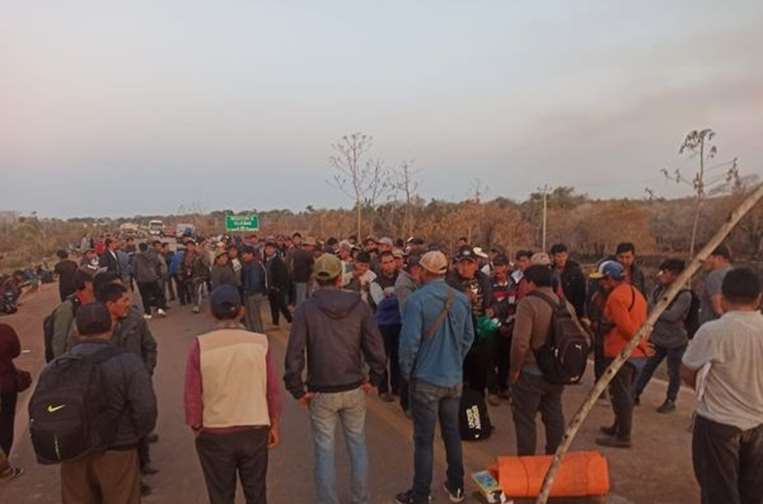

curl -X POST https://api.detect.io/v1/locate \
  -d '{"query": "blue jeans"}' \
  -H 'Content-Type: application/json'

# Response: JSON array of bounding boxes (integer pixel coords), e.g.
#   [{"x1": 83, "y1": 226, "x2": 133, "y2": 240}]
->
[
  {"x1": 411, "y1": 380, "x2": 464, "y2": 503},
  {"x1": 295, "y1": 282, "x2": 310, "y2": 307},
  {"x1": 309, "y1": 388, "x2": 368, "y2": 504},
  {"x1": 634, "y1": 345, "x2": 686, "y2": 402}
]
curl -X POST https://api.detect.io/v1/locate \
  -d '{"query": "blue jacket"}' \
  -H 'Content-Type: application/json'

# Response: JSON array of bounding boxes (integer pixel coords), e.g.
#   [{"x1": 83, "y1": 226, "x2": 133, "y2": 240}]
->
[
  {"x1": 399, "y1": 278, "x2": 474, "y2": 388},
  {"x1": 169, "y1": 250, "x2": 185, "y2": 276},
  {"x1": 241, "y1": 261, "x2": 267, "y2": 295}
]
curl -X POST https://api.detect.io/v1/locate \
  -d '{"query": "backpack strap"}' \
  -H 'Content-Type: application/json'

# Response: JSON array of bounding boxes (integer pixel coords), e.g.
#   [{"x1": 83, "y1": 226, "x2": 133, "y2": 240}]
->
[
  {"x1": 528, "y1": 290, "x2": 565, "y2": 312},
  {"x1": 628, "y1": 286, "x2": 636, "y2": 312},
  {"x1": 423, "y1": 288, "x2": 454, "y2": 340}
]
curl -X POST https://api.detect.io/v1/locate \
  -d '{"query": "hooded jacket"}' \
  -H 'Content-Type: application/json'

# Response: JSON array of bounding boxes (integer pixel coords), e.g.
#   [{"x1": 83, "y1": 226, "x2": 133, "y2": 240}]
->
[
  {"x1": 284, "y1": 287, "x2": 386, "y2": 398},
  {"x1": 132, "y1": 251, "x2": 160, "y2": 283}
]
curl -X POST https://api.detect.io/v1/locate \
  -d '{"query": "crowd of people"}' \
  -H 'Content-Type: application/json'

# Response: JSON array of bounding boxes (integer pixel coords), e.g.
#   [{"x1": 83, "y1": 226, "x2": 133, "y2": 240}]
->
[{"x1": 0, "y1": 231, "x2": 760, "y2": 504}]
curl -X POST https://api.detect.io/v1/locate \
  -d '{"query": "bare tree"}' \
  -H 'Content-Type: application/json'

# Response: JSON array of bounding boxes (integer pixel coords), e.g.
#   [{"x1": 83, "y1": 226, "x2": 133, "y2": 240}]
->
[
  {"x1": 329, "y1": 132, "x2": 392, "y2": 238},
  {"x1": 393, "y1": 161, "x2": 420, "y2": 238}
]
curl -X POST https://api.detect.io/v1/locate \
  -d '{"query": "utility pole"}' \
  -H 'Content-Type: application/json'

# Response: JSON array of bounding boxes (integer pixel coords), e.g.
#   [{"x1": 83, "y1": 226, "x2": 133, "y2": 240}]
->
[{"x1": 538, "y1": 184, "x2": 550, "y2": 251}]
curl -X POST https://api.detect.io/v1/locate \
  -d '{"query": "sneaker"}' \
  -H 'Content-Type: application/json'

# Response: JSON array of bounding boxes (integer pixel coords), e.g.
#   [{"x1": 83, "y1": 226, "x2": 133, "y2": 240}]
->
[
  {"x1": 394, "y1": 490, "x2": 431, "y2": 504},
  {"x1": 156, "y1": 308, "x2": 167, "y2": 317},
  {"x1": 487, "y1": 394, "x2": 501, "y2": 407},
  {"x1": 657, "y1": 399, "x2": 676, "y2": 414},
  {"x1": 599, "y1": 424, "x2": 617, "y2": 437},
  {"x1": 192, "y1": 306, "x2": 200, "y2": 314},
  {"x1": 141, "y1": 464, "x2": 159, "y2": 475},
  {"x1": 140, "y1": 482, "x2": 152, "y2": 496},
  {"x1": 146, "y1": 433, "x2": 159, "y2": 443},
  {"x1": 380, "y1": 392, "x2": 395, "y2": 403},
  {"x1": 443, "y1": 482, "x2": 465, "y2": 503},
  {"x1": 595, "y1": 436, "x2": 632, "y2": 449},
  {"x1": 143, "y1": 314, "x2": 152, "y2": 320},
  {"x1": 0, "y1": 466, "x2": 24, "y2": 481}
]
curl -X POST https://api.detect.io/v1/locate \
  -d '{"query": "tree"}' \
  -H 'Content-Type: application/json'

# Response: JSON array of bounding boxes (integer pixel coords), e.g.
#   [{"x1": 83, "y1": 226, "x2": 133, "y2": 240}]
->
[
  {"x1": 393, "y1": 161, "x2": 420, "y2": 238},
  {"x1": 329, "y1": 132, "x2": 392, "y2": 238}
]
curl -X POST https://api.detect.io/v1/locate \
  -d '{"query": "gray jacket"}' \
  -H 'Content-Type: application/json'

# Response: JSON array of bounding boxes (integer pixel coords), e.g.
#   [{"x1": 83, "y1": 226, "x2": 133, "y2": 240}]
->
[
  {"x1": 210, "y1": 265, "x2": 241, "y2": 290},
  {"x1": 284, "y1": 287, "x2": 386, "y2": 398},
  {"x1": 395, "y1": 271, "x2": 418, "y2": 316},
  {"x1": 132, "y1": 251, "x2": 160, "y2": 283},
  {"x1": 51, "y1": 298, "x2": 78, "y2": 359},
  {"x1": 111, "y1": 307, "x2": 158, "y2": 375},
  {"x1": 650, "y1": 285, "x2": 691, "y2": 349},
  {"x1": 68, "y1": 340, "x2": 157, "y2": 449}
]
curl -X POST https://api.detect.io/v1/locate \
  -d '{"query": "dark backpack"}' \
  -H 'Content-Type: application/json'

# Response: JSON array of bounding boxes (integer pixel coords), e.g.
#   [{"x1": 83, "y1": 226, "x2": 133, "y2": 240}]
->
[
  {"x1": 28, "y1": 346, "x2": 123, "y2": 464},
  {"x1": 459, "y1": 387, "x2": 493, "y2": 441},
  {"x1": 683, "y1": 289, "x2": 701, "y2": 339},
  {"x1": 43, "y1": 296, "x2": 81, "y2": 363},
  {"x1": 528, "y1": 291, "x2": 591, "y2": 385}
]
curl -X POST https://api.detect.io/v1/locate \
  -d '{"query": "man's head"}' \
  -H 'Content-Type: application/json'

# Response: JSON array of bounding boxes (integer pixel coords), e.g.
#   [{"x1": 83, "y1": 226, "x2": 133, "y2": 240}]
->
[
  {"x1": 161, "y1": 242, "x2": 169, "y2": 254},
  {"x1": 75, "y1": 302, "x2": 113, "y2": 340},
  {"x1": 379, "y1": 251, "x2": 396, "y2": 276},
  {"x1": 514, "y1": 250, "x2": 532, "y2": 272},
  {"x1": 152, "y1": 240, "x2": 162, "y2": 252},
  {"x1": 378, "y1": 237, "x2": 394, "y2": 253},
  {"x1": 313, "y1": 253, "x2": 343, "y2": 288},
  {"x1": 105, "y1": 238, "x2": 117, "y2": 251},
  {"x1": 214, "y1": 251, "x2": 229, "y2": 266},
  {"x1": 302, "y1": 237, "x2": 316, "y2": 251},
  {"x1": 418, "y1": 251, "x2": 448, "y2": 283},
  {"x1": 292, "y1": 232, "x2": 302, "y2": 246},
  {"x1": 549, "y1": 243, "x2": 569, "y2": 270},
  {"x1": 455, "y1": 246, "x2": 478, "y2": 279},
  {"x1": 210, "y1": 285, "x2": 244, "y2": 320},
  {"x1": 404, "y1": 255, "x2": 422, "y2": 281},
  {"x1": 138, "y1": 242, "x2": 148, "y2": 253},
  {"x1": 338, "y1": 242, "x2": 353, "y2": 260},
  {"x1": 493, "y1": 254, "x2": 510, "y2": 278},
  {"x1": 228, "y1": 245, "x2": 239, "y2": 258},
  {"x1": 615, "y1": 242, "x2": 636, "y2": 269},
  {"x1": 703, "y1": 244, "x2": 732, "y2": 272},
  {"x1": 264, "y1": 242, "x2": 277, "y2": 258},
  {"x1": 240, "y1": 246, "x2": 256, "y2": 264},
  {"x1": 392, "y1": 249, "x2": 404, "y2": 271},
  {"x1": 524, "y1": 264, "x2": 553, "y2": 291},
  {"x1": 56, "y1": 249, "x2": 69, "y2": 260},
  {"x1": 591, "y1": 260, "x2": 626, "y2": 291},
  {"x1": 353, "y1": 252, "x2": 371, "y2": 277},
  {"x1": 721, "y1": 267, "x2": 761, "y2": 310},
  {"x1": 185, "y1": 239, "x2": 197, "y2": 252},
  {"x1": 93, "y1": 271, "x2": 121, "y2": 299},
  {"x1": 75, "y1": 270, "x2": 95, "y2": 303},
  {"x1": 99, "y1": 283, "x2": 131, "y2": 320},
  {"x1": 657, "y1": 258, "x2": 685, "y2": 286}
]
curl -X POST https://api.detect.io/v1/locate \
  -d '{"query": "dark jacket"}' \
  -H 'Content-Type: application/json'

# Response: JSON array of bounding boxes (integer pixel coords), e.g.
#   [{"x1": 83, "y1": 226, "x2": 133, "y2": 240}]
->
[
  {"x1": 290, "y1": 248, "x2": 314, "y2": 284},
  {"x1": 111, "y1": 307, "x2": 158, "y2": 375},
  {"x1": 68, "y1": 340, "x2": 157, "y2": 449},
  {"x1": 210, "y1": 265, "x2": 240, "y2": 290},
  {"x1": 446, "y1": 270, "x2": 493, "y2": 318},
  {"x1": 241, "y1": 260, "x2": 267, "y2": 296},
  {"x1": 132, "y1": 251, "x2": 160, "y2": 283},
  {"x1": 99, "y1": 250, "x2": 121, "y2": 276},
  {"x1": 284, "y1": 287, "x2": 386, "y2": 398},
  {"x1": 0, "y1": 323, "x2": 21, "y2": 394},
  {"x1": 557, "y1": 260, "x2": 587, "y2": 318},
  {"x1": 628, "y1": 264, "x2": 647, "y2": 296},
  {"x1": 265, "y1": 254, "x2": 290, "y2": 292}
]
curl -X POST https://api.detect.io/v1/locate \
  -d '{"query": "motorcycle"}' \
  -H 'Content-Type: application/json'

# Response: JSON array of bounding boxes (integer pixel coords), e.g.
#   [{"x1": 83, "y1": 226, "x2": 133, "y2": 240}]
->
[{"x1": 0, "y1": 288, "x2": 18, "y2": 314}]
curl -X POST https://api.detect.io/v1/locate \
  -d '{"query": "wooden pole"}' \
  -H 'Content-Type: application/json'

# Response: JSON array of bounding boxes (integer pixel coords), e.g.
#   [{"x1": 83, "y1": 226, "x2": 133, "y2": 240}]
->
[{"x1": 535, "y1": 182, "x2": 763, "y2": 504}]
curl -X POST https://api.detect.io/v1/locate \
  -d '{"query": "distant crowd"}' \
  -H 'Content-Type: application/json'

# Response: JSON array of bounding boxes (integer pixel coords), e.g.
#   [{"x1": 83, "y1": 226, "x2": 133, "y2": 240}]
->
[{"x1": 0, "y1": 231, "x2": 760, "y2": 504}]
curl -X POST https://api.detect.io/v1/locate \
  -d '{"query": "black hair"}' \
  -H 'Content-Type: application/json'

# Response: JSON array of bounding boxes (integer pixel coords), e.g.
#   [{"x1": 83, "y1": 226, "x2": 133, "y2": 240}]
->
[
  {"x1": 616, "y1": 242, "x2": 636, "y2": 255},
  {"x1": 212, "y1": 302, "x2": 241, "y2": 320},
  {"x1": 711, "y1": 244, "x2": 732, "y2": 260},
  {"x1": 139, "y1": 243, "x2": 148, "y2": 252},
  {"x1": 93, "y1": 271, "x2": 120, "y2": 297},
  {"x1": 356, "y1": 252, "x2": 371, "y2": 264},
  {"x1": 515, "y1": 250, "x2": 533, "y2": 261},
  {"x1": 722, "y1": 268, "x2": 760, "y2": 304},
  {"x1": 151, "y1": 240, "x2": 161, "y2": 247},
  {"x1": 56, "y1": 249, "x2": 69, "y2": 259},
  {"x1": 659, "y1": 258, "x2": 685, "y2": 274},
  {"x1": 74, "y1": 270, "x2": 93, "y2": 291},
  {"x1": 292, "y1": 232, "x2": 302, "y2": 239},
  {"x1": 379, "y1": 250, "x2": 395, "y2": 260},
  {"x1": 326, "y1": 237, "x2": 338, "y2": 246},
  {"x1": 316, "y1": 277, "x2": 338, "y2": 287},
  {"x1": 549, "y1": 243, "x2": 568, "y2": 255},
  {"x1": 97, "y1": 282, "x2": 128, "y2": 304},
  {"x1": 105, "y1": 238, "x2": 113, "y2": 247},
  {"x1": 524, "y1": 264, "x2": 553, "y2": 287},
  {"x1": 457, "y1": 236, "x2": 468, "y2": 242}
]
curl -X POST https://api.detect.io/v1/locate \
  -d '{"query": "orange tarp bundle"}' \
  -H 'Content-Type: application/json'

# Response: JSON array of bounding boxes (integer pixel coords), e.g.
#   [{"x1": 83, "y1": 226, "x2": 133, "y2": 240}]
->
[{"x1": 493, "y1": 451, "x2": 609, "y2": 498}]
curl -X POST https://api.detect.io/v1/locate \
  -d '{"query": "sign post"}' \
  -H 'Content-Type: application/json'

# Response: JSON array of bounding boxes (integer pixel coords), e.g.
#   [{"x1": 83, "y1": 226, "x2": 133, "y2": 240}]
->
[{"x1": 225, "y1": 214, "x2": 260, "y2": 233}]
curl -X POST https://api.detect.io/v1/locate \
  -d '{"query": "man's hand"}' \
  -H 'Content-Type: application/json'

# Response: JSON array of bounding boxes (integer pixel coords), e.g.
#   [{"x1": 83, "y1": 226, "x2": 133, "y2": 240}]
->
[
  {"x1": 361, "y1": 382, "x2": 376, "y2": 395},
  {"x1": 510, "y1": 370, "x2": 521, "y2": 384},
  {"x1": 191, "y1": 425, "x2": 202, "y2": 437},
  {"x1": 268, "y1": 423, "x2": 281, "y2": 449},
  {"x1": 298, "y1": 392, "x2": 315, "y2": 409}
]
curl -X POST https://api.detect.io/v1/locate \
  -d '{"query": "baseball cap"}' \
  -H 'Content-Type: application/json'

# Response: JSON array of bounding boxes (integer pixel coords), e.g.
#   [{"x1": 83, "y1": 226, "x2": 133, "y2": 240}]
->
[
  {"x1": 419, "y1": 251, "x2": 449, "y2": 275},
  {"x1": 314, "y1": 253, "x2": 342, "y2": 280},
  {"x1": 455, "y1": 246, "x2": 477, "y2": 262},
  {"x1": 379, "y1": 237, "x2": 394, "y2": 247},
  {"x1": 405, "y1": 254, "x2": 422, "y2": 270},
  {"x1": 76, "y1": 302, "x2": 113, "y2": 336},
  {"x1": 240, "y1": 245, "x2": 256, "y2": 256},
  {"x1": 210, "y1": 285, "x2": 242, "y2": 318},
  {"x1": 490, "y1": 244, "x2": 506, "y2": 255},
  {"x1": 530, "y1": 252, "x2": 552, "y2": 266},
  {"x1": 590, "y1": 260, "x2": 625, "y2": 280},
  {"x1": 392, "y1": 248, "x2": 405, "y2": 259},
  {"x1": 473, "y1": 247, "x2": 489, "y2": 259},
  {"x1": 493, "y1": 254, "x2": 510, "y2": 266}
]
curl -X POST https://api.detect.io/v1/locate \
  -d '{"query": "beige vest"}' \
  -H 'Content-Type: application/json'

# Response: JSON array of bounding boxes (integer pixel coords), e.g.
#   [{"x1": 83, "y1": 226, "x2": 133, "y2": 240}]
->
[{"x1": 198, "y1": 329, "x2": 270, "y2": 428}]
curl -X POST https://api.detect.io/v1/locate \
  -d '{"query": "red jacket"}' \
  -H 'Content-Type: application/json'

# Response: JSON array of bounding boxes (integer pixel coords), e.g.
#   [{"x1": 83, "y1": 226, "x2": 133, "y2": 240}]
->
[{"x1": 0, "y1": 324, "x2": 21, "y2": 393}]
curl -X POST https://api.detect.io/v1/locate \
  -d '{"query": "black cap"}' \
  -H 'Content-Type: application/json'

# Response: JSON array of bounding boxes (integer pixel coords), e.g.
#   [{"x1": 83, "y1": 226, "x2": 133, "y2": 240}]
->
[
  {"x1": 210, "y1": 285, "x2": 242, "y2": 318},
  {"x1": 76, "y1": 302, "x2": 113, "y2": 336},
  {"x1": 240, "y1": 245, "x2": 256, "y2": 256},
  {"x1": 455, "y1": 245, "x2": 477, "y2": 262},
  {"x1": 711, "y1": 244, "x2": 731, "y2": 260},
  {"x1": 356, "y1": 251, "x2": 371, "y2": 264},
  {"x1": 493, "y1": 254, "x2": 510, "y2": 266},
  {"x1": 405, "y1": 255, "x2": 422, "y2": 270}
]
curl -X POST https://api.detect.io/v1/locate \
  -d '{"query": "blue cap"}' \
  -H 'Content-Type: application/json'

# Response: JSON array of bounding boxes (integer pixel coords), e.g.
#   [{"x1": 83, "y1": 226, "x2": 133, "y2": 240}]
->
[
  {"x1": 210, "y1": 285, "x2": 241, "y2": 318},
  {"x1": 590, "y1": 260, "x2": 625, "y2": 281}
]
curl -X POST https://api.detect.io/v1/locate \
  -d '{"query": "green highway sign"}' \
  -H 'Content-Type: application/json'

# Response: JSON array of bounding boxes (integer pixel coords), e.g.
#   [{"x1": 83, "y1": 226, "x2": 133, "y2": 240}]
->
[{"x1": 225, "y1": 214, "x2": 260, "y2": 232}]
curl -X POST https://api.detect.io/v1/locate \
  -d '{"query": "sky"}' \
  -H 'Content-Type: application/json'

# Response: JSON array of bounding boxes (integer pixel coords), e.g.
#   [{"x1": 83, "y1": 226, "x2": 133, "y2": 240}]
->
[{"x1": 2, "y1": 1, "x2": 762, "y2": 218}]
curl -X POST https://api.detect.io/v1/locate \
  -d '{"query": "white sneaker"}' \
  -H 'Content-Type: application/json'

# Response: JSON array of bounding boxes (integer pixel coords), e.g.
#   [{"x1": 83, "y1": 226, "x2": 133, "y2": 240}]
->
[
  {"x1": 156, "y1": 309, "x2": 167, "y2": 317},
  {"x1": 192, "y1": 306, "x2": 200, "y2": 314},
  {"x1": 143, "y1": 314, "x2": 152, "y2": 320}
]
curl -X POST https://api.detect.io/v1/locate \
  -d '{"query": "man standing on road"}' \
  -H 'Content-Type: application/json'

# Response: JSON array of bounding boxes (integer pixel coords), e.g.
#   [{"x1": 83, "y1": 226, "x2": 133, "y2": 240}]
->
[
  {"x1": 681, "y1": 268, "x2": 763, "y2": 504},
  {"x1": 615, "y1": 242, "x2": 647, "y2": 295},
  {"x1": 699, "y1": 244, "x2": 733, "y2": 325},
  {"x1": 50, "y1": 270, "x2": 95, "y2": 359},
  {"x1": 549, "y1": 243, "x2": 587, "y2": 318},
  {"x1": 54, "y1": 249, "x2": 80, "y2": 301},
  {"x1": 99, "y1": 238, "x2": 121, "y2": 276},
  {"x1": 634, "y1": 259, "x2": 692, "y2": 413},
  {"x1": 284, "y1": 253, "x2": 386, "y2": 504},
  {"x1": 395, "y1": 251, "x2": 474, "y2": 504},
  {"x1": 591, "y1": 261, "x2": 648, "y2": 449},
  {"x1": 510, "y1": 265, "x2": 586, "y2": 456},
  {"x1": 241, "y1": 246, "x2": 268, "y2": 333},
  {"x1": 370, "y1": 251, "x2": 401, "y2": 403},
  {"x1": 133, "y1": 243, "x2": 166, "y2": 320},
  {"x1": 185, "y1": 286, "x2": 282, "y2": 504},
  {"x1": 263, "y1": 241, "x2": 292, "y2": 327},
  {"x1": 290, "y1": 237, "x2": 315, "y2": 306}
]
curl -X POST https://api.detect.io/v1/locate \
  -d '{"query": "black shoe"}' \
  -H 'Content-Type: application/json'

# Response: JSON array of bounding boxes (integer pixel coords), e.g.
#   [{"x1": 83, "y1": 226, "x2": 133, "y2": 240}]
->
[
  {"x1": 141, "y1": 483, "x2": 152, "y2": 496},
  {"x1": 146, "y1": 433, "x2": 159, "y2": 443},
  {"x1": 443, "y1": 482, "x2": 465, "y2": 503},
  {"x1": 394, "y1": 490, "x2": 431, "y2": 504},
  {"x1": 380, "y1": 392, "x2": 395, "y2": 403},
  {"x1": 657, "y1": 399, "x2": 676, "y2": 414},
  {"x1": 634, "y1": 396, "x2": 640, "y2": 406},
  {"x1": 595, "y1": 436, "x2": 632, "y2": 449},
  {"x1": 599, "y1": 425, "x2": 617, "y2": 436},
  {"x1": 141, "y1": 464, "x2": 159, "y2": 475}
]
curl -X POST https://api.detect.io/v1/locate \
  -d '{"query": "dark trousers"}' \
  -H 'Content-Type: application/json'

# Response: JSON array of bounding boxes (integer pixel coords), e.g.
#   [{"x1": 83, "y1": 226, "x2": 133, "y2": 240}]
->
[
  {"x1": 195, "y1": 428, "x2": 269, "y2": 504},
  {"x1": 489, "y1": 332, "x2": 512, "y2": 395},
  {"x1": 166, "y1": 275, "x2": 177, "y2": 301},
  {"x1": 176, "y1": 275, "x2": 189, "y2": 305},
  {"x1": 267, "y1": 289, "x2": 292, "y2": 325},
  {"x1": 607, "y1": 359, "x2": 636, "y2": 440},
  {"x1": 634, "y1": 344, "x2": 687, "y2": 402},
  {"x1": 137, "y1": 281, "x2": 162, "y2": 315},
  {"x1": 510, "y1": 372, "x2": 564, "y2": 456},
  {"x1": 379, "y1": 324, "x2": 402, "y2": 395},
  {"x1": 463, "y1": 339, "x2": 493, "y2": 395},
  {"x1": 693, "y1": 415, "x2": 763, "y2": 504},
  {"x1": 411, "y1": 380, "x2": 464, "y2": 503},
  {"x1": 0, "y1": 392, "x2": 17, "y2": 455}
]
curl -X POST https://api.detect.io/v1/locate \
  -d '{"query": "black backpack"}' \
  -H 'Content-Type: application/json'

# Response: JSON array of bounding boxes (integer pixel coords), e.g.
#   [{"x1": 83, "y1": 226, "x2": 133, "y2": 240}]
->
[
  {"x1": 43, "y1": 296, "x2": 81, "y2": 363},
  {"x1": 528, "y1": 291, "x2": 591, "y2": 385},
  {"x1": 682, "y1": 289, "x2": 701, "y2": 339},
  {"x1": 459, "y1": 387, "x2": 493, "y2": 441},
  {"x1": 29, "y1": 346, "x2": 123, "y2": 464}
]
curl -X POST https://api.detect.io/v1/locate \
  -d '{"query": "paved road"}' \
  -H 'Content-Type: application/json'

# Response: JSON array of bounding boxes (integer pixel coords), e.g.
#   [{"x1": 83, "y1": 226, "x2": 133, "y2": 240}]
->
[{"x1": 0, "y1": 284, "x2": 700, "y2": 503}]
